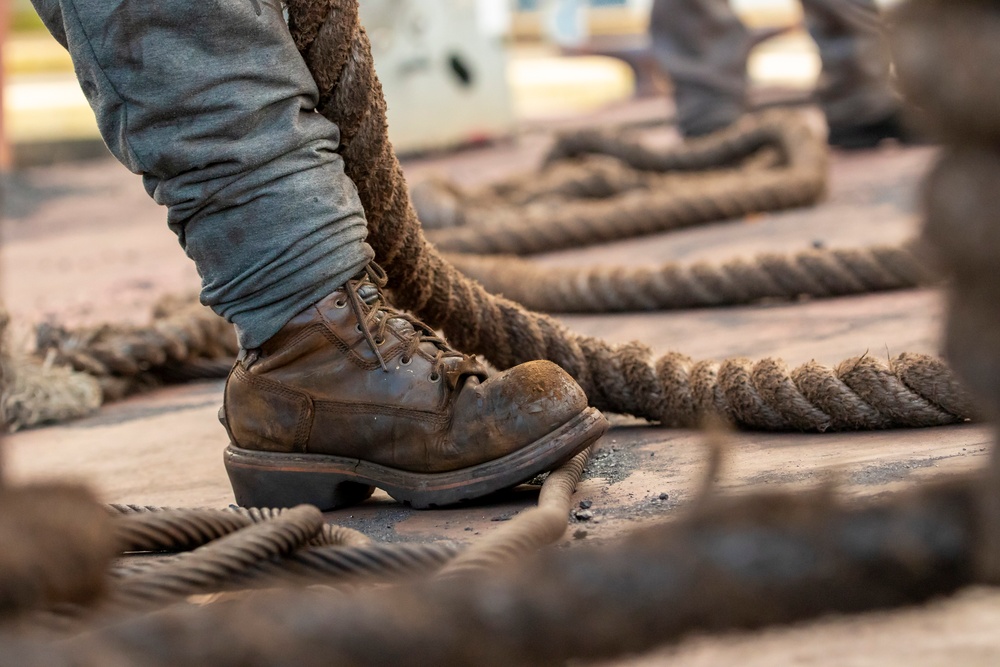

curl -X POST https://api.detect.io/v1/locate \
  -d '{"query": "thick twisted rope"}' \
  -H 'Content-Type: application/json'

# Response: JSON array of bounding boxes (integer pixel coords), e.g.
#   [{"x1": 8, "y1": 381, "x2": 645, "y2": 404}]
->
[
  {"x1": 414, "y1": 110, "x2": 798, "y2": 223},
  {"x1": 285, "y1": 0, "x2": 974, "y2": 432},
  {"x1": 228, "y1": 505, "x2": 373, "y2": 548},
  {"x1": 2, "y1": 2, "x2": 997, "y2": 663},
  {"x1": 894, "y1": 0, "x2": 1000, "y2": 578},
  {"x1": 112, "y1": 508, "x2": 253, "y2": 554},
  {"x1": 109, "y1": 503, "x2": 374, "y2": 552},
  {"x1": 109, "y1": 504, "x2": 368, "y2": 551},
  {"x1": 409, "y1": 88, "x2": 928, "y2": 315},
  {"x1": 26, "y1": 437, "x2": 596, "y2": 623},
  {"x1": 9, "y1": 475, "x2": 983, "y2": 666},
  {"x1": 423, "y1": 110, "x2": 827, "y2": 255},
  {"x1": 35, "y1": 298, "x2": 237, "y2": 401},
  {"x1": 438, "y1": 448, "x2": 591, "y2": 578},
  {"x1": 101, "y1": 510, "x2": 456, "y2": 595},
  {"x1": 411, "y1": 156, "x2": 654, "y2": 227},
  {"x1": 409, "y1": 84, "x2": 924, "y2": 311},
  {"x1": 240, "y1": 542, "x2": 461, "y2": 587},
  {"x1": 110, "y1": 505, "x2": 324, "y2": 609},
  {"x1": 0, "y1": 308, "x2": 102, "y2": 432},
  {"x1": 98, "y1": 446, "x2": 595, "y2": 602},
  {"x1": 446, "y1": 241, "x2": 934, "y2": 312},
  {"x1": 541, "y1": 118, "x2": 798, "y2": 171}
]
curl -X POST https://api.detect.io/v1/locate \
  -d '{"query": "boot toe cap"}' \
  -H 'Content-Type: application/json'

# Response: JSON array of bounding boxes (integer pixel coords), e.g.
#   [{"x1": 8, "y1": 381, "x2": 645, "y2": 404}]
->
[
  {"x1": 452, "y1": 360, "x2": 589, "y2": 459},
  {"x1": 499, "y1": 360, "x2": 588, "y2": 429}
]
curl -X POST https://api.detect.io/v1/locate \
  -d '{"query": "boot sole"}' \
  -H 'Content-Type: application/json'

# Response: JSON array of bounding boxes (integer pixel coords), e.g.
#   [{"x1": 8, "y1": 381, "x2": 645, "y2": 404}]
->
[{"x1": 224, "y1": 407, "x2": 608, "y2": 510}]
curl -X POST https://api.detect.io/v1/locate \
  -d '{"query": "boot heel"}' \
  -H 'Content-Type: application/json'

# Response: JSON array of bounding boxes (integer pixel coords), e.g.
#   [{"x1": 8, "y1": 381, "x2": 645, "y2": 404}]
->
[{"x1": 224, "y1": 446, "x2": 375, "y2": 511}]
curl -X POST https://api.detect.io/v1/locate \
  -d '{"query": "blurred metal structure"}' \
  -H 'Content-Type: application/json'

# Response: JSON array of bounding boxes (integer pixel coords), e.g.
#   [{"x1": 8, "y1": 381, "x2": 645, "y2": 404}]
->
[{"x1": 360, "y1": 0, "x2": 516, "y2": 154}]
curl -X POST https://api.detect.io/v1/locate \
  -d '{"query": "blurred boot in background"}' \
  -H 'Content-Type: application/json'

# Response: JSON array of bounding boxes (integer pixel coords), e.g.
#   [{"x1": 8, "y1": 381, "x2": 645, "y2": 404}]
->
[{"x1": 650, "y1": 0, "x2": 910, "y2": 148}]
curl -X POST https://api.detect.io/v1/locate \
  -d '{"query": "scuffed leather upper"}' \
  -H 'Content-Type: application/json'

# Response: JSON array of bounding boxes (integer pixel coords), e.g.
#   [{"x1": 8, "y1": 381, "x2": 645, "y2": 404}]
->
[{"x1": 223, "y1": 284, "x2": 587, "y2": 473}]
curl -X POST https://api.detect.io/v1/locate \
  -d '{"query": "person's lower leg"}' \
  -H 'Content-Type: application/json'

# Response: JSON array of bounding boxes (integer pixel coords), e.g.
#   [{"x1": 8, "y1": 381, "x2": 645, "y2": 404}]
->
[
  {"x1": 800, "y1": 0, "x2": 898, "y2": 131},
  {"x1": 649, "y1": 0, "x2": 750, "y2": 136},
  {"x1": 30, "y1": 0, "x2": 373, "y2": 348}
]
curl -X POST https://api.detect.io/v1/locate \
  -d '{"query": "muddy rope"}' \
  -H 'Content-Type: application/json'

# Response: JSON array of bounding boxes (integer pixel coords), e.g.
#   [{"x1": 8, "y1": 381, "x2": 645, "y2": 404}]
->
[{"x1": 281, "y1": 0, "x2": 973, "y2": 432}]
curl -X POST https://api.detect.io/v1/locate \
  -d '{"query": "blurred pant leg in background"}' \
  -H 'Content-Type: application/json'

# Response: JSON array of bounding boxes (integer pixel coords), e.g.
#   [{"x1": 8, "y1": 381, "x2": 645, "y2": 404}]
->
[
  {"x1": 649, "y1": 0, "x2": 751, "y2": 137},
  {"x1": 650, "y1": 0, "x2": 905, "y2": 146},
  {"x1": 801, "y1": 0, "x2": 903, "y2": 147}
]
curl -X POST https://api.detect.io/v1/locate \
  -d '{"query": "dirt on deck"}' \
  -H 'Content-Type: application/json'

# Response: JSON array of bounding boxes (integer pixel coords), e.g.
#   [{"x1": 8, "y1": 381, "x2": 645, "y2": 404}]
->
[{"x1": 2, "y1": 100, "x2": 997, "y2": 664}]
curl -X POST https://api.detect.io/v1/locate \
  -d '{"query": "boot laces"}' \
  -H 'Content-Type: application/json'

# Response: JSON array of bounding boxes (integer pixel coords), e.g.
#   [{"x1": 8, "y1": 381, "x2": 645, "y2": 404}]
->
[{"x1": 345, "y1": 263, "x2": 463, "y2": 375}]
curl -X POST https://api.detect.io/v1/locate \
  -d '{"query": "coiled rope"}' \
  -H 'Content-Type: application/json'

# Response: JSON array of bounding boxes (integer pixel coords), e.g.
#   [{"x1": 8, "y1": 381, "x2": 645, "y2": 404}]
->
[
  {"x1": 893, "y1": 0, "x2": 1000, "y2": 578},
  {"x1": 445, "y1": 241, "x2": 934, "y2": 313},
  {"x1": 12, "y1": 473, "x2": 988, "y2": 666},
  {"x1": 422, "y1": 109, "x2": 828, "y2": 255},
  {"x1": 35, "y1": 297, "x2": 237, "y2": 402},
  {"x1": 110, "y1": 505, "x2": 326, "y2": 610},
  {"x1": 15, "y1": 444, "x2": 590, "y2": 624},
  {"x1": 438, "y1": 447, "x2": 592, "y2": 578}
]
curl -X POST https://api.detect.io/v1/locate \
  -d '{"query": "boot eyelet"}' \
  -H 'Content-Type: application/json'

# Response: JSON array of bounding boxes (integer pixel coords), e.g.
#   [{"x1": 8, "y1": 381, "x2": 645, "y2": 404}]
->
[
  {"x1": 374, "y1": 336, "x2": 385, "y2": 345},
  {"x1": 334, "y1": 298, "x2": 347, "y2": 308},
  {"x1": 400, "y1": 356, "x2": 412, "y2": 365},
  {"x1": 428, "y1": 372, "x2": 441, "y2": 383},
  {"x1": 355, "y1": 323, "x2": 363, "y2": 333}
]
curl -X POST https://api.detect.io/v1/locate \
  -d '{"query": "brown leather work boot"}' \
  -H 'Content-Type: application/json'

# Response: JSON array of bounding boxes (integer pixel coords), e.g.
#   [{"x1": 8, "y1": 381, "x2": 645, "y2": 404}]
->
[{"x1": 221, "y1": 264, "x2": 608, "y2": 510}]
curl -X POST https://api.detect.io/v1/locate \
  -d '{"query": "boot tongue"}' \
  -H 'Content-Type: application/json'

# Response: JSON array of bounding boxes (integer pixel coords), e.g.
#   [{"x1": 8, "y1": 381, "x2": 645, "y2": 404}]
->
[
  {"x1": 444, "y1": 354, "x2": 489, "y2": 389},
  {"x1": 357, "y1": 283, "x2": 380, "y2": 306},
  {"x1": 357, "y1": 280, "x2": 410, "y2": 338}
]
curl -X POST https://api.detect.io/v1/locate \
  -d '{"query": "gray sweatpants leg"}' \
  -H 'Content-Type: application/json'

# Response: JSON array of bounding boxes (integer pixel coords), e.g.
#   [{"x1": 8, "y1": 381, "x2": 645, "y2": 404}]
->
[
  {"x1": 30, "y1": 0, "x2": 374, "y2": 349},
  {"x1": 801, "y1": 0, "x2": 897, "y2": 128},
  {"x1": 649, "y1": 0, "x2": 897, "y2": 135}
]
